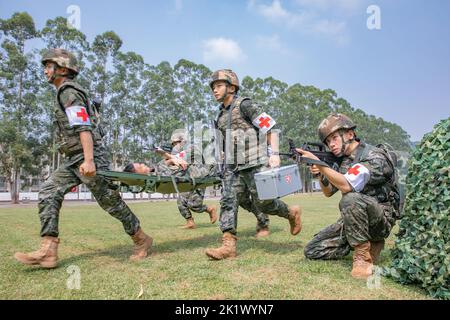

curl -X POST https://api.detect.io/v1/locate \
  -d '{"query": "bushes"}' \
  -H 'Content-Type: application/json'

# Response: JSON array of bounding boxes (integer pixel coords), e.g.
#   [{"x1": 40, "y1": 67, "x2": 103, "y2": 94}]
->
[{"x1": 384, "y1": 117, "x2": 449, "y2": 299}]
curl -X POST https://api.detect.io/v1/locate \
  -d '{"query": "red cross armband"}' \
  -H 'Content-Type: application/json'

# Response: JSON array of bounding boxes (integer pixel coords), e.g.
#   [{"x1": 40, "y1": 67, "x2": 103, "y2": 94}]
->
[
  {"x1": 65, "y1": 106, "x2": 92, "y2": 127},
  {"x1": 252, "y1": 112, "x2": 276, "y2": 134},
  {"x1": 343, "y1": 163, "x2": 370, "y2": 192},
  {"x1": 175, "y1": 151, "x2": 186, "y2": 160}
]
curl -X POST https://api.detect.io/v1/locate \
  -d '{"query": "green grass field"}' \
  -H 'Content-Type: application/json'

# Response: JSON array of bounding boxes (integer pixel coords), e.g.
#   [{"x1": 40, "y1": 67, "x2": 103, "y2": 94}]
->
[{"x1": 0, "y1": 193, "x2": 431, "y2": 300}]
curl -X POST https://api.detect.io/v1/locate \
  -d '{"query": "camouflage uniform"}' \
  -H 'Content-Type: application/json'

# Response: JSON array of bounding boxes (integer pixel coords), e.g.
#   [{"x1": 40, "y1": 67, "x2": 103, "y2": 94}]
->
[
  {"x1": 238, "y1": 194, "x2": 270, "y2": 232},
  {"x1": 172, "y1": 142, "x2": 210, "y2": 219},
  {"x1": 160, "y1": 136, "x2": 266, "y2": 227},
  {"x1": 177, "y1": 188, "x2": 209, "y2": 219},
  {"x1": 39, "y1": 78, "x2": 141, "y2": 237},
  {"x1": 215, "y1": 96, "x2": 290, "y2": 234},
  {"x1": 304, "y1": 141, "x2": 400, "y2": 259}
]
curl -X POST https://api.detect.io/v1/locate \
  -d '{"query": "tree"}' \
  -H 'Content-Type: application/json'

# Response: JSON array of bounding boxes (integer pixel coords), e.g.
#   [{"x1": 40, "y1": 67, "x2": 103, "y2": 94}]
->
[
  {"x1": 0, "y1": 12, "x2": 40, "y2": 203},
  {"x1": 141, "y1": 61, "x2": 181, "y2": 152},
  {"x1": 88, "y1": 31, "x2": 122, "y2": 105},
  {"x1": 108, "y1": 51, "x2": 147, "y2": 167},
  {"x1": 173, "y1": 59, "x2": 215, "y2": 129}
]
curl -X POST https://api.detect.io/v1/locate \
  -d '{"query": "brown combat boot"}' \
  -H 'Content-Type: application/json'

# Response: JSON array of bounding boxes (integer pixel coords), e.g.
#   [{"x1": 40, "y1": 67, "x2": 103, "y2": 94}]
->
[
  {"x1": 14, "y1": 236, "x2": 59, "y2": 269},
  {"x1": 180, "y1": 218, "x2": 196, "y2": 229},
  {"x1": 370, "y1": 239, "x2": 385, "y2": 264},
  {"x1": 205, "y1": 232, "x2": 237, "y2": 260},
  {"x1": 130, "y1": 227, "x2": 153, "y2": 261},
  {"x1": 351, "y1": 242, "x2": 374, "y2": 279},
  {"x1": 255, "y1": 226, "x2": 270, "y2": 238},
  {"x1": 206, "y1": 205, "x2": 218, "y2": 224},
  {"x1": 287, "y1": 205, "x2": 302, "y2": 235}
]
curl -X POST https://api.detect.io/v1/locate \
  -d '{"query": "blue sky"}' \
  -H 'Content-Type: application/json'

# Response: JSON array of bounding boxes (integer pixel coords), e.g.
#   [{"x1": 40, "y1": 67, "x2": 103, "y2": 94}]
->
[{"x1": 1, "y1": 0, "x2": 449, "y2": 141}]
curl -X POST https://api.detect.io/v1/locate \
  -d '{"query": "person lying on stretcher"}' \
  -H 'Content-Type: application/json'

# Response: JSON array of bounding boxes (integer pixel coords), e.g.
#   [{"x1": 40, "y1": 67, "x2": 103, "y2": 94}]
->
[{"x1": 123, "y1": 142, "x2": 215, "y2": 180}]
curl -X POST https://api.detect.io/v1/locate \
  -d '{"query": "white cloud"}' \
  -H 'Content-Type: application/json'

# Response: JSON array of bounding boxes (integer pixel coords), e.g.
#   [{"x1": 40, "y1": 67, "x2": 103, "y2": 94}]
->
[
  {"x1": 202, "y1": 38, "x2": 247, "y2": 64},
  {"x1": 294, "y1": 0, "x2": 366, "y2": 15},
  {"x1": 249, "y1": 0, "x2": 308, "y2": 28},
  {"x1": 249, "y1": 0, "x2": 355, "y2": 45},
  {"x1": 312, "y1": 19, "x2": 349, "y2": 45},
  {"x1": 256, "y1": 34, "x2": 291, "y2": 55},
  {"x1": 255, "y1": 0, "x2": 290, "y2": 21}
]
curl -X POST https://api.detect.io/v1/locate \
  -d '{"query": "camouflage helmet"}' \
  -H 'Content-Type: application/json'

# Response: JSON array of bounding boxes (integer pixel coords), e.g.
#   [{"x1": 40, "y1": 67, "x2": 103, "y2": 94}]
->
[
  {"x1": 209, "y1": 69, "x2": 239, "y2": 90},
  {"x1": 170, "y1": 129, "x2": 188, "y2": 144},
  {"x1": 41, "y1": 48, "x2": 79, "y2": 75},
  {"x1": 318, "y1": 113, "x2": 357, "y2": 143}
]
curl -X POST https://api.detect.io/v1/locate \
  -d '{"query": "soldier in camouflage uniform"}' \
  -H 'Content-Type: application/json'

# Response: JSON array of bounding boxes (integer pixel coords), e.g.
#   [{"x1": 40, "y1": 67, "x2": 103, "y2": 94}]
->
[
  {"x1": 14, "y1": 49, "x2": 153, "y2": 269},
  {"x1": 168, "y1": 130, "x2": 218, "y2": 229},
  {"x1": 239, "y1": 195, "x2": 271, "y2": 238},
  {"x1": 298, "y1": 113, "x2": 400, "y2": 279},
  {"x1": 124, "y1": 132, "x2": 269, "y2": 232},
  {"x1": 205, "y1": 69, "x2": 302, "y2": 260},
  {"x1": 170, "y1": 131, "x2": 271, "y2": 234},
  {"x1": 169, "y1": 130, "x2": 271, "y2": 235}
]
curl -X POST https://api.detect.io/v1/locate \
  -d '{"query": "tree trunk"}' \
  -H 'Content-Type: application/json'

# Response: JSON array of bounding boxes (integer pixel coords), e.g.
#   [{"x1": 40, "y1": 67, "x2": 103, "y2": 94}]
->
[
  {"x1": 112, "y1": 126, "x2": 119, "y2": 170},
  {"x1": 10, "y1": 44, "x2": 25, "y2": 204},
  {"x1": 7, "y1": 177, "x2": 14, "y2": 204},
  {"x1": 10, "y1": 168, "x2": 20, "y2": 204}
]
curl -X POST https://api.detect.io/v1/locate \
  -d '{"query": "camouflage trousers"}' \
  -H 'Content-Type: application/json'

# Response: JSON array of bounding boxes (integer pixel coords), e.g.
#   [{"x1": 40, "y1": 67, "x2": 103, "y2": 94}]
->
[
  {"x1": 219, "y1": 166, "x2": 290, "y2": 234},
  {"x1": 177, "y1": 189, "x2": 208, "y2": 219},
  {"x1": 304, "y1": 192, "x2": 394, "y2": 260},
  {"x1": 238, "y1": 193, "x2": 270, "y2": 231},
  {"x1": 38, "y1": 154, "x2": 141, "y2": 237},
  {"x1": 177, "y1": 186, "x2": 269, "y2": 228}
]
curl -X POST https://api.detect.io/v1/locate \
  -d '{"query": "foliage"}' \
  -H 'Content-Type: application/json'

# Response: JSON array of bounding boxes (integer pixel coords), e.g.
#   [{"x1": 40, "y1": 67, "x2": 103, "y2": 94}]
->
[{"x1": 384, "y1": 118, "x2": 449, "y2": 300}]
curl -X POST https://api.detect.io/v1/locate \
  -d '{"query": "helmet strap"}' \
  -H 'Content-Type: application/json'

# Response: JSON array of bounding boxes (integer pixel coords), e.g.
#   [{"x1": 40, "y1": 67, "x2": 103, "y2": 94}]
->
[
  {"x1": 48, "y1": 65, "x2": 69, "y2": 84},
  {"x1": 339, "y1": 130, "x2": 357, "y2": 156},
  {"x1": 47, "y1": 64, "x2": 58, "y2": 83},
  {"x1": 217, "y1": 84, "x2": 231, "y2": 103}
]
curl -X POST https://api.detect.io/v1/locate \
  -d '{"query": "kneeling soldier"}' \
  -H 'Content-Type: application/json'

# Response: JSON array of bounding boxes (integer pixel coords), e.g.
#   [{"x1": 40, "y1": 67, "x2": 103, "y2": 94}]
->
[{"x1": 298, "y1": 113, "x2": 400, "y2": 279}]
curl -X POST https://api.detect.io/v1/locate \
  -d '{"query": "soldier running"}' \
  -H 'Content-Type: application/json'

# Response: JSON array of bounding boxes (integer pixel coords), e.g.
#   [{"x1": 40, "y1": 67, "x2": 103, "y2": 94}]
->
[
  {"x1": 14, "y1": 49, "x2": 153, "y2": 268},
  {"x1": 205, "y1": 69, "x2": 302, "y2": 260}
]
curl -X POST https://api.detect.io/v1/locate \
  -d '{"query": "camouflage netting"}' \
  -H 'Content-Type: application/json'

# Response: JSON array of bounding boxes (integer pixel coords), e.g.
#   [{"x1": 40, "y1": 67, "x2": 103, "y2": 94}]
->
[{"x1": 384, "y1": 117, "x2": 449, "y2": 300}]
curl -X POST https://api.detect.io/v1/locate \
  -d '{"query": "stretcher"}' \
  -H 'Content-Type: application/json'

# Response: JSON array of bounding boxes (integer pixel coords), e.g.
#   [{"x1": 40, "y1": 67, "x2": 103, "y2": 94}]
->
[{"x1": 97, "y1": 170, "x2": 221, "y2": 194}]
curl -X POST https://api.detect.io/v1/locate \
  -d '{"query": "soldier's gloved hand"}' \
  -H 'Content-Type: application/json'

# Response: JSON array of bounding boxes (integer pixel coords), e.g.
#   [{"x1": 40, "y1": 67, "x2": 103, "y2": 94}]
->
[
  {"x1": 268, "y1": 155, "x2": 281, "y2": 168},
  {"x1": 80, "y1": 160, "x2": 96, "y2": 177}
]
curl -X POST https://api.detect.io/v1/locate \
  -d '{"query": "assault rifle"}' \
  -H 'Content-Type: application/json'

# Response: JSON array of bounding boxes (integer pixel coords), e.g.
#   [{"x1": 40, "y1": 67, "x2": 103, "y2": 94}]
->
[
  {"x1": 143, "y1": 144, "x2": 173, "y2": 159},
  {"x1": 280, "y1": 139, "x2": 342, "y2": 171},
  {"x1": 151, "y1": 144, "x2": 173, "y2": 154},
  {"x1": 91, "y1": 98, "x2": 102, "y2": 113}
]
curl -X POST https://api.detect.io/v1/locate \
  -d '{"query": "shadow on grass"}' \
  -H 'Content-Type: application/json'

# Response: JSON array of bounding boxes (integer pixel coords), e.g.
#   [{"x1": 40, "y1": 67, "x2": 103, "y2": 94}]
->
[{"x1": 39, "y1": 226, "x2": 305, "y2": 266}]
